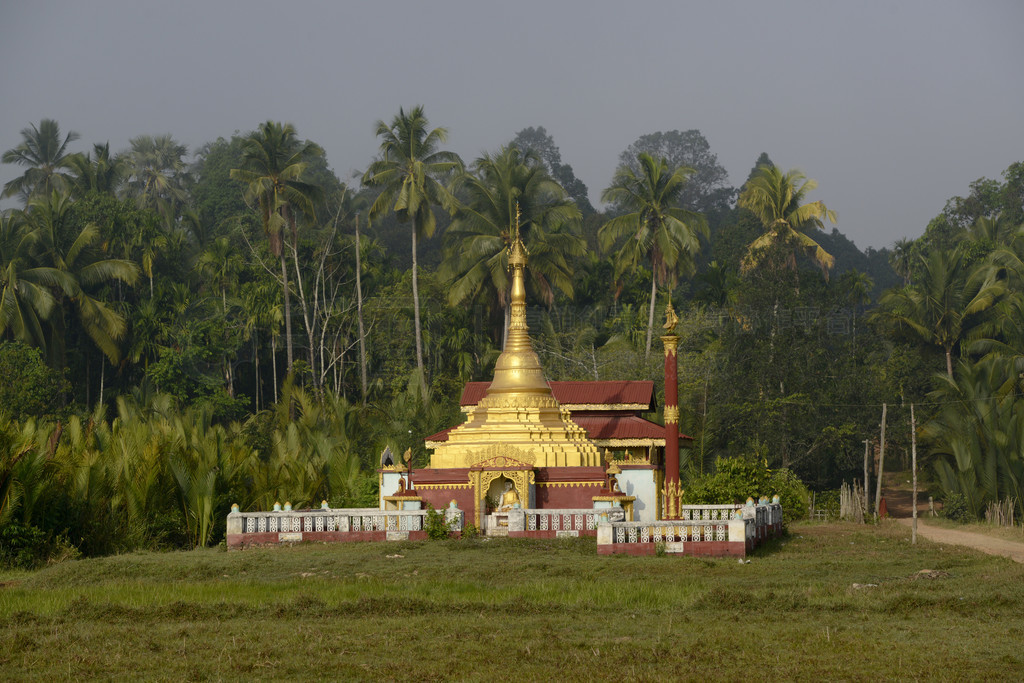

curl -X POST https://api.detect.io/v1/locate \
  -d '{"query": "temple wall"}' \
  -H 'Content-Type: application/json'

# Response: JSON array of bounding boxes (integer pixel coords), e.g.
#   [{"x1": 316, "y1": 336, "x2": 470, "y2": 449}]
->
[
  {"x1": 617, "y1": 469, "x2": 658, "y2": 522},
  {"x1": 535, "y1": 482, "x2": 602, "y2": 509},
  {"x1": 380, "y1": 471, "x2": 405, "y2": 508},
  {"x1": 415, "y1": 486, "x2": 476, "y2": 519}
]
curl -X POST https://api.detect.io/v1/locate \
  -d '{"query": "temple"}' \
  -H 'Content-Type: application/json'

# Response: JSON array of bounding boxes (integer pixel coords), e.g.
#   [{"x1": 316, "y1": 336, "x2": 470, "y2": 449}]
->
[
  {"x1": 226, "y1": 210, "x2": 784, "y2": 556},
  {"x1": 379, "y1": 210, "x2": 685, "y2": 531}
]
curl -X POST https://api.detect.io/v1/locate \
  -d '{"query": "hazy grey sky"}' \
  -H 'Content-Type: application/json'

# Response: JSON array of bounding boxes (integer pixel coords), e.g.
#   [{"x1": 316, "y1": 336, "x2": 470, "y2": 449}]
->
[{"x1": 2, "y1": 0, "x2": 1021, "y2": 248}]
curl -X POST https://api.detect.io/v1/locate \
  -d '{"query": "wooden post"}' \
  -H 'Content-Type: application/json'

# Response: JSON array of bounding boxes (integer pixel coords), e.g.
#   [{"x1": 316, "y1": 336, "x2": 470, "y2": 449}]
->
[
  {"x1": 911, "y1": 403, "x2": 918, "y2": 544},
  {"x1": 862, "y1": 439, "x2": 870, "y2": 516},
  {"x1": 875, "y1": 403, "x2": 887, "y2": 517}
]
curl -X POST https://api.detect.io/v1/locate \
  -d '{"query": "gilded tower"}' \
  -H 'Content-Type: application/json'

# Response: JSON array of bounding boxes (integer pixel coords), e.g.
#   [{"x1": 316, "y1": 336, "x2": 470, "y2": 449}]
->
[{"x1": 428, "y1": 210, "x2": 602, "y2": 470}]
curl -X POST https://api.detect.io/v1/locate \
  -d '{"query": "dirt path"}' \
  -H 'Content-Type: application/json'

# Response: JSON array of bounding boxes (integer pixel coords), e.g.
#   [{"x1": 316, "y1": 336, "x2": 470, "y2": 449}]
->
[{"x1": 896, "y1": 518, "x2": 1024, "y2": 564}]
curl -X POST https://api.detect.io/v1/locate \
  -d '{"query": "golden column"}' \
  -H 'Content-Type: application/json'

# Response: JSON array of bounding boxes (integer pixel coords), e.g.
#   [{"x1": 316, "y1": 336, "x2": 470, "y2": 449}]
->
[{"x1": 661, "y1": 301, "x2": 681, "y2": 519}]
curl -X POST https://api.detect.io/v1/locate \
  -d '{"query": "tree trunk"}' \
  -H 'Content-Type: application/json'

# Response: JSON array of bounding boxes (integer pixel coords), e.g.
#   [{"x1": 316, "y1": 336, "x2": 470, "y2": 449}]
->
[
  {"x1": 911, "y1": 403, "x2": 918, "y2": 544},
  {"x1": 355, "y1": 215, "x2": 368, "y2": 400},
  {"x1": 254, "y1": 334, "x2": 260, "y2": 412},
  {"x1": 411, "y1": 218, "x2": 425, "y2": 381},
  {"x1": 271, "y1": 333, "x2": 279, "y2": 403},
  {"x1": 223, "y1": 285, "x2": 234, "y2": 398},
  {"x1": 645, "y1": 272, "x2": 657, "y2": 358},
  {"x1": 280, "y1": 252, "x2": 294, "y2": 376},
  {"x1": 945, "y1": 346, "x2": 953, "y2": 378},
  {"x1": 289, "y1": 238, "x2": 318, "y2": 386}
]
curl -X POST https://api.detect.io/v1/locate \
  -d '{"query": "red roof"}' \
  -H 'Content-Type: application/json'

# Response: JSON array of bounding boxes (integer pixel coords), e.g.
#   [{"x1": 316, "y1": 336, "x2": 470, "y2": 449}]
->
[
  {"x1": 570, "y1": 415, "x2": 669, "y2": 441},
  {"x1": 424, "y1": 426, "x2": 455, "y2": 443},
  {"x1": 460, "y1": 380, "x2": 655, "y2": 409}
]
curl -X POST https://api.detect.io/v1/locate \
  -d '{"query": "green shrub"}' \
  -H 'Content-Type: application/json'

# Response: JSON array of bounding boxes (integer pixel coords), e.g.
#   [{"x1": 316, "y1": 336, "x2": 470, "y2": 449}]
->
[
  {"x1": 461, "y1": 522, "x2": 479, "y2": 540},
  {"x1": 0, "y1": 523, "x2": 79, "y2": 569},
  {"x1": 813, "y1": 489, "x2": 841, "y2": 520},
  {"x1": 941, "y1": 493, "x2": 975, "y2": 524},
  {"x1": 0, "y1": 342, "x2": 70, "y2": 421},
  {"x1": 424, "y1": 504, "x2": 455, "y2": 540},
  {"x1": 682, "y1": 456, "x2": 809, "y2": 525}
]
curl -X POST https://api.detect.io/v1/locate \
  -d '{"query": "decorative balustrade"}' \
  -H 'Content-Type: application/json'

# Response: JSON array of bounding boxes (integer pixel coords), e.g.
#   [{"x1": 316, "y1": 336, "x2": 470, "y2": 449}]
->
[
  {"x1": 597, "y1": 503, "x2": 783, "y2": 557},
  {"x1": 227, "y1": 506, "x2": 464, "y2": 548},
  {"x1": 608, "y1": 519, "x2": 737, "y2": 544},
  {"x1": 514, "y1": 508, "x2": 625, "y2": 535},
  {"x1": 678, "y1": 504, "x2": 746, "y2": 521}
]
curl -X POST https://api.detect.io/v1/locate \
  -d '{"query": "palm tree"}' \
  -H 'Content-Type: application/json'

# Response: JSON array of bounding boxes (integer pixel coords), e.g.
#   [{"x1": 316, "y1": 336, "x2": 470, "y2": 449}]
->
[
  {"x1": 890, "y1": 238, "x2": 915, "y2": 285},
  {"x1": 18, "y1": 191, "x2": 140, "y2": 365},
  {"x1": 738, "y1": 165, "x2": 837, "y2": 276},
  {"x1": 231, "y1": 121, "x2": 323, "y2": 376},
  {"x1": 0, "y1": 212, "x2": 66, "y2": 352},
  {"x1": 122, "y1": 134, "x2": 189, "y2": 211},
  {"x1": 197, "y1": 236, "x2": 244, "y2": 395},
  {"x1": 599, "y1": 152, "x2": 707, "y2": 356},
  {"x1": 442, "y1": 145, "x2": 584, "y2": 346},
  {"x1": 67, "y1": 142, "x2": 125, "y2": 198},
  {"x1": 2, "y1": 119, "x2": 80, "y2": 201},
  {"x1": 875, "y1": 246, "x2": 1004, "y2": 378},
  {"x1": 363, "y1": 106, "x2": 463, "y2": 380},
  {"x1": 924, "y1": 355, "x2": 1024, "y2": 520}
]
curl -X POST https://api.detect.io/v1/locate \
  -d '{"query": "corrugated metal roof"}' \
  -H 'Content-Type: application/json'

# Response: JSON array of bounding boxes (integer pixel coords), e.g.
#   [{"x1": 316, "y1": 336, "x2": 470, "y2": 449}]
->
[
  {"x1": 459, "y1": 380, "x2": 655, "y2": 408},
  {"x1": 570, "y1": 415, "x2": 672, "y2": 440}
]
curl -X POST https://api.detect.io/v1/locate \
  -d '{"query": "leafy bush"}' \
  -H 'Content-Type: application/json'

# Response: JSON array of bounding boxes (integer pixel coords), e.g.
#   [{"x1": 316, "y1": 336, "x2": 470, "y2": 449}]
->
[
  {"x1": 813, "y1": 489, "x2": 841, "y2": 520},
  {"x1": 0, "y1": 342, "x2": 70, "y2": 421},
  {"x1": 941, "y1": 493, "x2": 975, "y2": 524},
  {"x1": 0, "y1": 523, "x2": 79, "y2": 569},
  {"x1": 461, "y1": 522, "x2": 479, "y2": 540},
  {"x1": 424, "y1": 504, "x2": 455, "y2": 540},
  {"x1": 682, "y1": 457, "x2": 809, "y2": 524}
]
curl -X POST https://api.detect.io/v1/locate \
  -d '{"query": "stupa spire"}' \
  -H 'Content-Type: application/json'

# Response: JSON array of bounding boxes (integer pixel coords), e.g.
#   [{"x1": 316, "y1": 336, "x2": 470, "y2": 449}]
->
[
  {"x1": 484, "y1": 204, "x2": 551, "y2": 397},
  {"x1": 426, "y1": 202, "x2": 601, "y2": 482}
]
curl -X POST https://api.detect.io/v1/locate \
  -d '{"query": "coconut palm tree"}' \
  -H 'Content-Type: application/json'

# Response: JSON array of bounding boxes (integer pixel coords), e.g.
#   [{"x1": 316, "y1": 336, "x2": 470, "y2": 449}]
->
[
  {"x1": 18, "y1": 191, "x2": 140, "y2": 365},
  {"x1": 2, "y1": 119, "x2": 80, "y2": 201},
  {"x1": 231, "y1": 121, "x2": 323, "y2": 376},
  {"x1": 875, "y1": 246, "x2": 1003, "y2": 378},
  {"x1": 738, "y1": 165, "x2": 837, "y2": 277},
  {"x1": 442, "y1": 145, "x2": 584, "y2": 346},
  {"x1": 67, "y1": 142, "x2": 125, "y2": 198},
  {"x1": 599, "y1": 152, "x2": 707, "y2": 356},
  {"x1": 0, "y1": 211, "x2": 67, "y2": 352},
  {"x1": 363, "y1": 106, "x2": 463, "y2": 381}
]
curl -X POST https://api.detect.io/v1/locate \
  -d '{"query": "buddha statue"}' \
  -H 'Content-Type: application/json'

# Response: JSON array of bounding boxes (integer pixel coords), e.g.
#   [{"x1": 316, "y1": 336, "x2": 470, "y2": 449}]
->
[{"x1": 497, "y1": 481, "x2": 520, "y2": 512}]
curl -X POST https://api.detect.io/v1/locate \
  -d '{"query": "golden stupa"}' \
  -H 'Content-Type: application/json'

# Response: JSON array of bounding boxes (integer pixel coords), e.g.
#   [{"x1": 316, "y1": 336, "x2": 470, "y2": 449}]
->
[{"x1": 428, "y1": 210, "x2": 601, "y2": 470}]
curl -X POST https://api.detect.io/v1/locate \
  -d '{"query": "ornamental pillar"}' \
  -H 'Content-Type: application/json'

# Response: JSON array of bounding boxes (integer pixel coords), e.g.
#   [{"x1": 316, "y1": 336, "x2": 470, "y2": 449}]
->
[{"x1": 661, "y1": 302, "x2": 681, "y2": 519}]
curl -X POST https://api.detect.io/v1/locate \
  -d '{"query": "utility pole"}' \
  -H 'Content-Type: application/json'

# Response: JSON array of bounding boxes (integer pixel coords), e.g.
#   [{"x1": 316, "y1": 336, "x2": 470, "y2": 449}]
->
[
  {"x1": 911, "y1": 403, "x2": 918, "y2": 544},
  {"x1": 874, "y1": 403, "x2": 887, "y2": 517},
  {"x1": 862, "y1": 439, "x2": 871, "y2": 515}
]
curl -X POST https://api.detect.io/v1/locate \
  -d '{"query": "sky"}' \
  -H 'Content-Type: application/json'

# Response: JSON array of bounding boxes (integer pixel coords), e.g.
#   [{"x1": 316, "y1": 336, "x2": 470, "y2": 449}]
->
[{"x1": 1, "y1": 0, "x2": 1021, "y2": 249}]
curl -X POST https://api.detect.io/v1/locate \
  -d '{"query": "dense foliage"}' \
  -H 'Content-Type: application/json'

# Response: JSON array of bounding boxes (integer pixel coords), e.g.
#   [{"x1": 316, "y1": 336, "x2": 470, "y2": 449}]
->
[{"x1": 1, "y1": 114, "x2": 1022, "y2": 563}]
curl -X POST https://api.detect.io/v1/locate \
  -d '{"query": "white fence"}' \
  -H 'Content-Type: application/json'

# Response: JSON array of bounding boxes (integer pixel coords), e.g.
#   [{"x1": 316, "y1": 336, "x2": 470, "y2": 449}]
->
[{"x1": 227, "y1": 506, "x2": 464, "y2": 545}]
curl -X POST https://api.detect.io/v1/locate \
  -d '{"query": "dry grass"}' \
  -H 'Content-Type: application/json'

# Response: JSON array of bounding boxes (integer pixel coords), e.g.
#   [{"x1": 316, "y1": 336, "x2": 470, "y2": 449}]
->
[{"x1": 1, "y1": 523, "x2": 1022, "y2": 680}]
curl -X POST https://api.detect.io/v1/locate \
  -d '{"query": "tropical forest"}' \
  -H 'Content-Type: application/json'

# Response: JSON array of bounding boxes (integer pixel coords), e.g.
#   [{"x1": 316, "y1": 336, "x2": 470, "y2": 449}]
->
[{"x1": 2, "y1": 112, "x2": 1023, "y2": 563}]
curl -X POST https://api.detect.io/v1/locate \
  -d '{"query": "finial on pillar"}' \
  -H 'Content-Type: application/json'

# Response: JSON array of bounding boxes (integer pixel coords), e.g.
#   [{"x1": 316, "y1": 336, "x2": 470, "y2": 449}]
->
[{"x1": 663, "y1": 295, "x2": 679, "y2": 332}]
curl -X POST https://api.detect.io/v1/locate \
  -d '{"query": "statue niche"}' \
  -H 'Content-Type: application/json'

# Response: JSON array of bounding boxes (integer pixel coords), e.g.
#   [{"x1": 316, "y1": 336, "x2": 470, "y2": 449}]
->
[{"x1": 487, "y1": 476, "x2": 521, "y2": 513}]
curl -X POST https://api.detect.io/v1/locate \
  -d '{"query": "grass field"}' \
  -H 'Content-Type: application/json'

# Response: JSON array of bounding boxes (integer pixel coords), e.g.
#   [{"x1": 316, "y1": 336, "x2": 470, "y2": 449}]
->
[{"x1": 2, "y1": 521, "x2": 1022, "y2": 680}]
